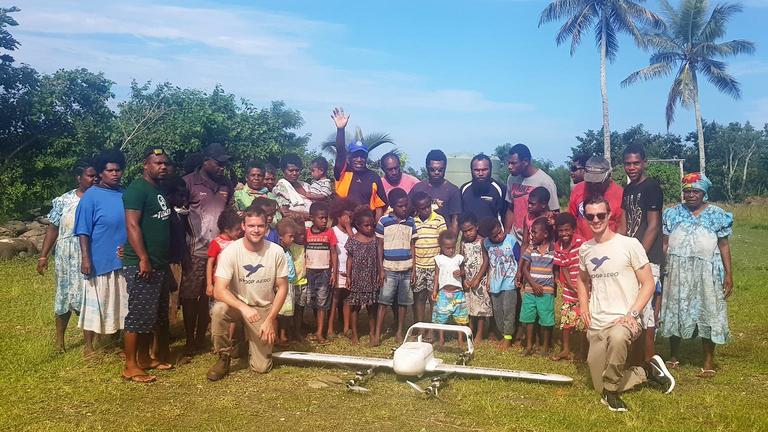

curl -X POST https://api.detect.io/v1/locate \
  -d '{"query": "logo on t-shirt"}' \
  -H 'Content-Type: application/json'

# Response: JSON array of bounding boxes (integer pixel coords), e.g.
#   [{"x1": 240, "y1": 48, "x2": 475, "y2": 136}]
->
[
  {"x1": 153, "y1": 194, "x2": 172, "y2": 220},
  {"x1": 590, "y1": 256, "x2": 610, "y2": 271},
  {"x1": 243, "y1": 264, "x2": 264, "y2": 277}
]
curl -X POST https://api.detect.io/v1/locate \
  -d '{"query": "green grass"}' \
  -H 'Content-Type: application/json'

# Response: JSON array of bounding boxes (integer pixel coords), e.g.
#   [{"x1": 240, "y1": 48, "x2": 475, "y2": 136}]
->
[{"x1": 1, "y1": 205, "x2": 767, "y2": 432}]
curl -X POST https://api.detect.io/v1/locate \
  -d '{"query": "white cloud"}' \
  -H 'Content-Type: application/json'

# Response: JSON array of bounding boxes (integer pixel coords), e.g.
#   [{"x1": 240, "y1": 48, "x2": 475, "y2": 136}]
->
[
  {"x1": 11, "y1": 0, "x2": 540, "y2": 164},
  {"x1": 730, "y1": 60, "x2": 768, "y2": 77}
]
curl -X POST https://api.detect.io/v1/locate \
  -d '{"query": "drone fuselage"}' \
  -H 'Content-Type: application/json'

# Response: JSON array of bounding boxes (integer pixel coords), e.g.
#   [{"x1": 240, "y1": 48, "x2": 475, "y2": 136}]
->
[{"x1": 392, "y1": 342, "x2": 441, "y2": 377}]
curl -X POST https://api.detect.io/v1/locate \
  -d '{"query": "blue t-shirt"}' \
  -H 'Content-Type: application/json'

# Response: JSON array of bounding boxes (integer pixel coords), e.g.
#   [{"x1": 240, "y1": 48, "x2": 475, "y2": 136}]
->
[
  {"x1": 483, "y1": 234, "x2": 519, "y2": 294},
  {"x1": 266, "y1": 227, "x2": 279, "y2": 244},
  {"x1": 74, "y1": 186, "x2": 127, "y2": 276}
]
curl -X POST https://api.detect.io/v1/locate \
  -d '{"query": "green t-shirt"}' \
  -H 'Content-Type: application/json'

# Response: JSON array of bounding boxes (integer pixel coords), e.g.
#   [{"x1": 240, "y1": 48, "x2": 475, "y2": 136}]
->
[{"x1": 122, "y1": 177, "x2": 171, "y2": 268}]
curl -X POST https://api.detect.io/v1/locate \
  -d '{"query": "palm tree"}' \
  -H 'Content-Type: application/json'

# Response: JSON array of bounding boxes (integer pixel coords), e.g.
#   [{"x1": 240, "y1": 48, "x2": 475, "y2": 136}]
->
[
  {"x1": 321, "y1": 126, "x2": 397, "y2": 170},
  {"x1": 539, "y1": 0, "x2": 664, "y2": 162},
  {"x1": 621, "y1": 0, "x2": 754, "y2": 173}
]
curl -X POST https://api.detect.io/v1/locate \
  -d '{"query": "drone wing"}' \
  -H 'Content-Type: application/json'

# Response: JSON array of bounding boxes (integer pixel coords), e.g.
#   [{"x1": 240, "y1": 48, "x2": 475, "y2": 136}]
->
[
  {"x1": 430, "y1": 363, "x2": 573, "y2": 384},
  {"x1": 273, "y1": 351, "x2": 394, "y2": 370}
]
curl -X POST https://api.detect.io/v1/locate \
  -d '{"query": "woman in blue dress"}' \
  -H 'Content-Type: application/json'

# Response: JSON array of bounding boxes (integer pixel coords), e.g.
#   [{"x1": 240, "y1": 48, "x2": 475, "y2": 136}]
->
[
  {"x1": 660, "y1": 173, "x2": 733, "y2": 378},
  {"x1": 37, "y1": 161, "x2": 98, "y2": 353}
]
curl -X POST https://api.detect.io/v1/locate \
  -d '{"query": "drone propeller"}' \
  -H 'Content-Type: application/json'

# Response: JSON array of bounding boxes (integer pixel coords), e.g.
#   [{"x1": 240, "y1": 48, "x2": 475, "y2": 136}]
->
[
  {"x1": 406, "y1": 380, "x2": 445, "y2": 400},
  {"x1": 406, "y1": 380, "x2": 426, "y2": 393},
  {"x1": 346, "y1": 384, "x2": 371, "y2": 393}
]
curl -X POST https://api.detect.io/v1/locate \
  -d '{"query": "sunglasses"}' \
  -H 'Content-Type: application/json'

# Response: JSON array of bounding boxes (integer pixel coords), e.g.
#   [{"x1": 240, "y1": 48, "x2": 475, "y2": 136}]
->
[
  {"x1": 570, "y1": 165, "x2": 585, "y2": 172},
  {"x1": 584, "y1": 212, "x2": 608, "y2": 222}
]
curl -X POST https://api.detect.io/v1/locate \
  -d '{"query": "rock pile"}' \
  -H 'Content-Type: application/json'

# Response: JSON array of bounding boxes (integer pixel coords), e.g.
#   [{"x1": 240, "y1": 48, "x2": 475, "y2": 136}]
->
[{"x1": 0, "y1": 218, "x2": 48, "y2": 260}]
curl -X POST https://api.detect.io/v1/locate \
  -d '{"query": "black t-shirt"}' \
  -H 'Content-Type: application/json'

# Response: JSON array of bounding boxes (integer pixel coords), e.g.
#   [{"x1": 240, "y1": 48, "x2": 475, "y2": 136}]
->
[
  {"x1": 460, "y1": 179, "x2": 507, "y2": 222},
  {"x1": 621, "y1": 177, "x2": 664, "y2": 265},
  {"x1": 410, "y1": 180, "x2": 463, "y2": 221}
]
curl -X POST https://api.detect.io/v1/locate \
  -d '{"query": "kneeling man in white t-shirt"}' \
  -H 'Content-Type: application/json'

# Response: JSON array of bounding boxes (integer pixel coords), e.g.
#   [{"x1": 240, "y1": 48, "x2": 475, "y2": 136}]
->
[
  {"x1": 207, "y1": 207, "x2": 289, "y2": 381},
  {"x1": 576, "y1": 195, "x2": 675, "y2": 412}
]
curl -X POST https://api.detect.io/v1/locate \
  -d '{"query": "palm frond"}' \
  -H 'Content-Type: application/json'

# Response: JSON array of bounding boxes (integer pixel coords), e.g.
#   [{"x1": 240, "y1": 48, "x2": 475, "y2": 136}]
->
[
  {"x1": 539, "y1": 0, "x2": 590, "y2": 25},
  {"x1": 676, "y1": 0, "x2": 708, "y2": 45},
  {"x1": 650, "y1": 51, "x2": 684, "y2": 64},
  {"x1": 595, "y1": 12, "x2": 620, "y2": 61},
  {"x1": 657, "y1": 0, "x2": 678, "y2": 23},
  {"x1": 621, "y1": 61, "x2": 675, "y2": 86},
  {"x1": 665, "y1": 66, "x2": 687, "y2": 128},
  {"x1": 320, "y1": 131, "x2": 395, "y2": 157},
  {"x1": 642, "y1": 32, "x2": 681, "y2": 52},
  {"x1": 696, "y1": 39, "x2": 756, "y2": 58},
  {"x1": 678, "y1": 63, "x2": 697, "y2": 108},
  {"x1": 698, "y1": 58, "x2": 741, "y2": 99},
  {"x1": 622, "y1": 0, "x2": 666, "y2": 32},
  {"x1": 697, "y1": 2, "x2": 742, "y2": 43},
  {"x1": 554, "y1": 2, "x2": 597, "y2": 53}
]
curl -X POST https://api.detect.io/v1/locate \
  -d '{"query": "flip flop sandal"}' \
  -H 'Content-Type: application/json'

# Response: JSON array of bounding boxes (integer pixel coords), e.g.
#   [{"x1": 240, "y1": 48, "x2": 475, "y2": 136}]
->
[
  {"x1": 697, "y1": 368, "x2": 717, "y2": 378},
  {"x1": 665, "y1": 360, "x2": 680, "y2": 369},
  {"x1": 153, "y1": 363, "x2": 174, "y2": 371},
  {"x1": 122, "y1": 373, "x2": 157, "y2": 383}
]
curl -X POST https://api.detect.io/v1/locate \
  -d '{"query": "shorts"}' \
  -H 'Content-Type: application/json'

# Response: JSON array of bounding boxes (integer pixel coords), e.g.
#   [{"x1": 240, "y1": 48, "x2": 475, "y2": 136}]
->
[
  {"x1": 293, "y1": 283, "x2": 308, "y2": 308},
  {"x1": 641, "y1": 263, "x2": 662, "y2": 329},
  {"x1": 179, "y1": 255, "x2": 206, "y2": 299},
  {"x1": 559, "y1": 301, "x2": 585, "y2": 331},
  {"x1": 279, "y1": 284, "x2": 295, "y2": 317},
  {"x1": 379, "y1": 270, "x2": 414, "y2": 306},
  {"x1": 519, "y1": 292, "x2": 555, "y2": 327},
  {"x1": 412, "y1": 267, "x2": 435, "y2": 293},
  {"x1": 307, "y1": 268, "x2": 332, "y2": 310},
  {"x1": 491, "y1": 290, "x2": 518, "y2": 337},
  {"x1": 432, "y1": 290, "x2": 469, "y2": 325},
  {"x1": 123, "y1": 265, "x2": 169, "y2": 334}
]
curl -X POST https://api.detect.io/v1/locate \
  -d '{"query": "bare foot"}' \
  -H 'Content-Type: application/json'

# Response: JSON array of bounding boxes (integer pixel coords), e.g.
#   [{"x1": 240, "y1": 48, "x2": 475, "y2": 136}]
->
[
  {"x1": 521, "y1": 347, "x2": 535, "y2": 356},
  {"x1": 370, "y1": 338, "x2": 380, "y2": 347},
  {"x1": 498, "y1": 339, "x2": 512, "y2": 350},
  {"x1": 54, "y1": 343, "x2": 66, "y2": 354},
  {"x1": 395, "y1": 332, "x2": 403, "y2": 343},
  {"x1": 550, "y1": 351, "x2": 573, "y2": 361},
  {"x1": 350, "y1": 335, "x2": 359, "y2": 344}
]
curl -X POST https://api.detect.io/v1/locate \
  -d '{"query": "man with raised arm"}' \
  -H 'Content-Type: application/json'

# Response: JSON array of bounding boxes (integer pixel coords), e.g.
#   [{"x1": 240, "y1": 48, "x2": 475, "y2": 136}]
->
[{"x1": 331, "y1": 107, "x2": 388, "y2": 222}]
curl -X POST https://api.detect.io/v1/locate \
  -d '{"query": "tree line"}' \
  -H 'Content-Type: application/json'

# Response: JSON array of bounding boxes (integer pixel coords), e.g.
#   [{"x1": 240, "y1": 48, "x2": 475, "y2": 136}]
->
[{"x1": 0, "y1": 4, "x2": 765, "y2": 221}]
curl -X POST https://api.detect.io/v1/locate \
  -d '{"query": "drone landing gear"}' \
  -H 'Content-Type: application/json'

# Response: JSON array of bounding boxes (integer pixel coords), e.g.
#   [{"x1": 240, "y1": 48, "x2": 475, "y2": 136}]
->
[
  {"x1": 346, "y1": 367, "x2": 375, "y2": 393},
  {"x1": 407, "y1": 375, "x2": 450, "y2": 400}
]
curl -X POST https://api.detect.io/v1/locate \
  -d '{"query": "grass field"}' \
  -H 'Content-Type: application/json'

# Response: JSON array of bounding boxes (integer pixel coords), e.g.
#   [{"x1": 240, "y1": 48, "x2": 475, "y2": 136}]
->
[{"x1": 1, "y1": 205, "x2": 767, "y2": 432}]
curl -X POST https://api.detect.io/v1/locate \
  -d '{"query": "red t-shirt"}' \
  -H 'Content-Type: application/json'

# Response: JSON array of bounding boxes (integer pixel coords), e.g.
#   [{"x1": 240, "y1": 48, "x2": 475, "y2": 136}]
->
[
  {"x1": 207, "y1": 235, "x2": 234, "y2": 259},
  {"x1": 305, "y1": 227, "x2": 338, "y2": 269},
  {"x1": 568, "y1": 181, "x2": 624, "y2": 240},
  {"x1": 553, "y1": 234, "x2": 585, "y2": 304}
]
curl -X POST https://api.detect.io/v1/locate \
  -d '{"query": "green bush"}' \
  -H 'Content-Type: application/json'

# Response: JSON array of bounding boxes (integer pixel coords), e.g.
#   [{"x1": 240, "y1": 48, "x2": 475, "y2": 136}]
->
[{"x1": 612, "y1": 162, "x2": 682, "y2": 205}]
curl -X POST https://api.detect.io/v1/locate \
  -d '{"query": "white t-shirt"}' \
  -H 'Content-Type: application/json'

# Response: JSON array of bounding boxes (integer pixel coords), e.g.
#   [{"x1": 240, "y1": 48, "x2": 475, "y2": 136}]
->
[
  {"x1": 435, "y1": 254, "x2": 464, "y2": 290},
  {"x1": 333, "y1": 225, "x2": 355, "y2": 288},
  {"x1": 578, "y1": 234, "x2": 649, "y2": 330},
  {"x1": 215, "y1": 238, "x2": 289, "y2": 307}
]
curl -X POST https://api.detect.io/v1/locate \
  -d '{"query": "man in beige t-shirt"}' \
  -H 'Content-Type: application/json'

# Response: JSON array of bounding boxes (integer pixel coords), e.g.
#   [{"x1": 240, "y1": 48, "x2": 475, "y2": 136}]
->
[
  {"x1": 576, "y1": 196, "x2": 675, "y2": 412},
  {"x1": 207, "y1": 208, "x2": 289, "y2": 381}
]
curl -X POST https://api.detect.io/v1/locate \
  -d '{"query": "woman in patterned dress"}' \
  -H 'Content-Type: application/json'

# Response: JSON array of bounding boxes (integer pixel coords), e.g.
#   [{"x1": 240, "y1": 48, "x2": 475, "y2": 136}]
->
[
  {"x1": 37, "y1": 161, "x2": 98, "y2": 352},
  {"x1": 459, "y1": 212, "x2": 492, "y2": 342},
  {"x1": 661, "y1": 173, "x2": 734, "y2": 378},
  {"x1": 344, "y1": 207, "x2": 380, "y2": 345}
]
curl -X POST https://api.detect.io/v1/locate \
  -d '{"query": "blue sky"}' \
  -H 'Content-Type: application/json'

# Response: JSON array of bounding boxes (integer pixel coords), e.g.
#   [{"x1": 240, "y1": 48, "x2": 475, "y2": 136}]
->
[{"x1": 12, "y1": 0, "x2": 768, "y2": 168}]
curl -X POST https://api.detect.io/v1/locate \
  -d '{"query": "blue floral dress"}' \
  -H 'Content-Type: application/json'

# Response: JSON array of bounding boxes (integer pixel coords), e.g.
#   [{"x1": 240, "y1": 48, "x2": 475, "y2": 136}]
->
[
  {"x1": 660, "y1": 204, "x2": 733, "y2": 344},
  {"x1": 47, "y1": 190, "x2": 85, "y2": 316}
]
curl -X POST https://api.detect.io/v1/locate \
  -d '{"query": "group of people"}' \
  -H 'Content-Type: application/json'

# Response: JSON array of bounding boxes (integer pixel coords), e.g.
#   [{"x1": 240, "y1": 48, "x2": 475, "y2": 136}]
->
[{"x1": 35, "y1": 107, "x2": 735, "y2": 412}]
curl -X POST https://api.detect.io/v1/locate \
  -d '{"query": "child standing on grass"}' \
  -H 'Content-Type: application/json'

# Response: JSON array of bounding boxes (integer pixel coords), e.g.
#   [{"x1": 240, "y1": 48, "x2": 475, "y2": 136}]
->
[
  {"x1": 276, "y1": 218, "x2": 300, "y2": 346},
  {"x1": 551, "y1": 213, "x2": 586, "y2": 361},
  {"x1": 345, "y1": 207, "x2": 380, "y2": 345},
  {"x1": 412, "y1": 191, "x2": 447, "y2": 333},
  {"x1": 374, "y1": 188, "x2": 417, "y2": 345},
  {"x1": 329, "y1": 199, "x2": 356, "y2": 337},
  {"x1": 299, "y1": 156, "x2": 334, "y2": 203},
  {"x1": 305, "y1": 201, "x2": 338, "y2": 344},
  {"x1": 205, "y1": 209, "x2": 243, "y2": 354},
  {"x1": 432, "y1": 230, "x2": 469, "y2": 346},
  {"x1": 459, "y1": 212, "x2": 492, "y2": 343},
  {"x1": 478, "y1": 217, "x2": 519, "y2": 349},
  {"x1": 520, "y1": 217, "x2": 558, "y2": 356},
  {"x1": 289, "y1": 216, "x2": 309, "y2": 340}
]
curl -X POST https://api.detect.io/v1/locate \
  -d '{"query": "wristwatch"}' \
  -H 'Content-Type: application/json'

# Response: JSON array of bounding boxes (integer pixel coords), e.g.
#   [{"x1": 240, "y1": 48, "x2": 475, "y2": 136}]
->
[{"x1": 628, "y1": 310, "x2": 639, "y2": 319}]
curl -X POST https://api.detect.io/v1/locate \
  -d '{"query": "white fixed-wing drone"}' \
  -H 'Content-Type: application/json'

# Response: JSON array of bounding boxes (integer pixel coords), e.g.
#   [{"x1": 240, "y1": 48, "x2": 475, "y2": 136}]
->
[{"x1": 273, "y1": 323, "x2": 573, "y2": 395}]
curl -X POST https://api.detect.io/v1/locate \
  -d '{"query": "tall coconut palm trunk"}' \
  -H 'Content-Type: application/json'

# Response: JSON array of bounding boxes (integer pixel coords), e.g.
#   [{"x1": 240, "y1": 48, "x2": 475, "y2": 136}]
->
[
  {"x1": 693, "y1": 76, "x2": 706, "y2": 174},
  {"x1": 600, "y1": 15, "x2": 611, "y2": 163}
]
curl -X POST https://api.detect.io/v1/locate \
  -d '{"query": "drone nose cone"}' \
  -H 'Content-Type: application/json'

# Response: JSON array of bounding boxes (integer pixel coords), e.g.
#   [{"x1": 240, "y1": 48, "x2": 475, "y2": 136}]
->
[{"x1": 393, "y1": 342, "x2": 433, "y2": 377}]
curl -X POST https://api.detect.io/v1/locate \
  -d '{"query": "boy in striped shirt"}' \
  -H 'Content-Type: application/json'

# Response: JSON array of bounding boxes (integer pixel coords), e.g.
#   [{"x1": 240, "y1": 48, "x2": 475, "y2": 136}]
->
[
  {"x1": 411, "y1": 191, "x2": 447, "y2": 330},
  {"x1": 552, "y1": 213, "x2": 586, "y2": 361},
  {"x1": 520, "y1": 217, "x2": 558, "y2": 356}
]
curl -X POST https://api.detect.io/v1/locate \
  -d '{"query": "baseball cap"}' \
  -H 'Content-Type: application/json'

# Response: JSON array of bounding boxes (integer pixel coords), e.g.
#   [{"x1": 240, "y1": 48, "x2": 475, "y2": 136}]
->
[
  {"x1": 203, "y1": 143, "x2": 231, "y2": 163},
  {"x1": 347, "y1": 140, "x2": 369, "y2": 155},
  {"x1": 584, "y1": 156, "x2": 611, "y2": 183}
]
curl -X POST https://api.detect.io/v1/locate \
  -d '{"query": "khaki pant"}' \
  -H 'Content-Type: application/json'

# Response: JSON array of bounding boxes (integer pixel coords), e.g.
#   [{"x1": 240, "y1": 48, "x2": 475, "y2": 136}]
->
[
  {"x1": 587, "y1": 324, "x2": 647, "y2": 393},
  {"x1": 211, "y1": 302, "x2": 273, "y2": 373}
]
